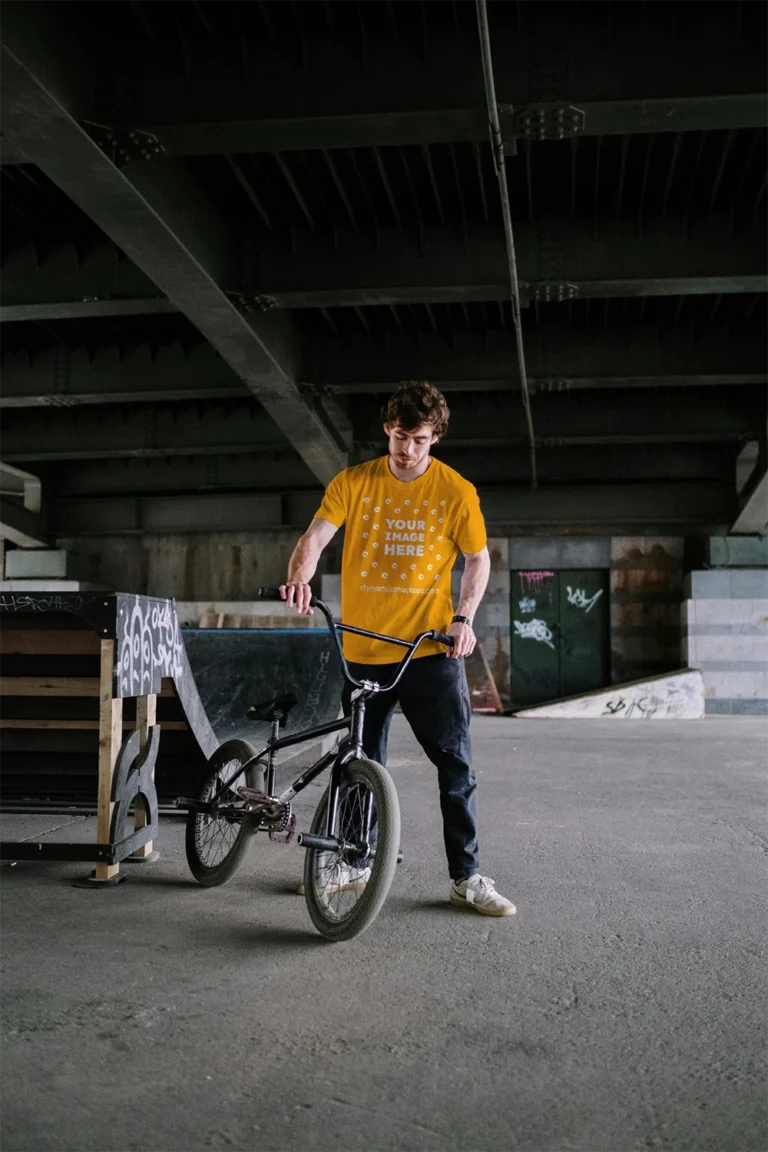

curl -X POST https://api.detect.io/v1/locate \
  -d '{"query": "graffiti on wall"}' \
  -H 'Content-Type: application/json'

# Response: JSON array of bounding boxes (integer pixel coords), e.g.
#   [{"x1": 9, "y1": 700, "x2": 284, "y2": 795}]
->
[
  {"x1": 602, "y1": 680, "x2": 690, "y2": 718},
  {"x1": 513, "y1": 618, "x2": 556, "y2": 650},
  {"x1": 600, "y1": 677, "x2": 701, "y2": 719},
  {"x1": 566, "y1": 586, "x2": 604, "y2": 613},
  {"x1": 518, "y1": 597, "x2": 537, "y2": 614},
  {"x1": 0, "y1": 593, "x2": 90, "y2": 613},
  {"x1": 519, "y1": 571, "x2": 554, "y2": 593}
]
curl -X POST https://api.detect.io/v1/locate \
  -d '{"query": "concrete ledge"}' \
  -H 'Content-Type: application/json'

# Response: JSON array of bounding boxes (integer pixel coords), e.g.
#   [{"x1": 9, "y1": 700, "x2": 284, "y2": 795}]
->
[
  {"x1": 0, "y1": 579, "x2": 110, "y2": 592},
  {"x1": 4, "y1": 549, "x2": 86, "y2": 580},
  {"x1": 175, "y1": 601, "x2": 336, "y2": 629},
  {"x1": 685, "y1": 570, "x2": 768, "y2": 599},
  {"x1": 515, "y1": 669, "x2": 704, "y2": 719},
  {"x1": 705, "y1": 698, "x2": 768, "y2": 715}
]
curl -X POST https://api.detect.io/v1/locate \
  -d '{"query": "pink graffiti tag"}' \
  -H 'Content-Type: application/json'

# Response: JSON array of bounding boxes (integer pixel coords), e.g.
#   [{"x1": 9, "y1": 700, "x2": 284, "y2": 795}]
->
[{"x1": 519, "y1": 571, "x2": 554, "y2": 593}]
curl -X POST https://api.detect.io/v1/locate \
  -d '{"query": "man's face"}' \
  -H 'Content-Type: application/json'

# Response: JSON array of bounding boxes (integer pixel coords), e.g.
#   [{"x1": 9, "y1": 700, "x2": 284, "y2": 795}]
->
[{"x1": 384, "y1": 421, "x2": 438, "y2": 472}]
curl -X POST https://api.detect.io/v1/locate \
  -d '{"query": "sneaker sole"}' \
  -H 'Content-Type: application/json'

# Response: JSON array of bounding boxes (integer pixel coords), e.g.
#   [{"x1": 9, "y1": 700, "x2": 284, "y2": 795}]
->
[
  {"x1": 449, "y1": 892, "x2": 516, "y2": 917},
  {"x1": 296, "y1": 880, "x2": 368, "y2": 896}
]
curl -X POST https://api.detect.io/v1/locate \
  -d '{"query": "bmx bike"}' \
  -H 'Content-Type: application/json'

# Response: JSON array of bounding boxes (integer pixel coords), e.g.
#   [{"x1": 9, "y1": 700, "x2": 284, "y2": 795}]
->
[{"x1": 178, "y1": 587, "x2": 454, "y2": 942}]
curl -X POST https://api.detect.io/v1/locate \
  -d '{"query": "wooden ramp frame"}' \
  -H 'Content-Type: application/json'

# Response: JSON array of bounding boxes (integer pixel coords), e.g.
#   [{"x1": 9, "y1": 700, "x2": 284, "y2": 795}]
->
[{"x1": 0, "y1": 592, "x2": 218, "y2": 884}]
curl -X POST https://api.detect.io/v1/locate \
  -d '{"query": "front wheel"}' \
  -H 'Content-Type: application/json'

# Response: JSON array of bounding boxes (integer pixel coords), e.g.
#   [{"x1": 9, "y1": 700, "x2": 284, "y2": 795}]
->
[
  {"x1": 303, "y1": 757, "x2": 400, "y2": 942},
  {"x1": 185, "y1": 739, "x2": 261, "y2": 887}
]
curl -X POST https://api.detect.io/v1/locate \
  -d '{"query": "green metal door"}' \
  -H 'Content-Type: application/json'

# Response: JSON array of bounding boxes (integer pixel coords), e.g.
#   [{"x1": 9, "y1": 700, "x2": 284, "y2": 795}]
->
[{"x1": 511, "y1": 569, "x2": 609, "y2": 709}]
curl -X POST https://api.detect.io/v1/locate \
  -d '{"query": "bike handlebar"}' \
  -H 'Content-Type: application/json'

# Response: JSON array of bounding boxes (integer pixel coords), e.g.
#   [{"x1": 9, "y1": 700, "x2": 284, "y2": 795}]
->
[
  {"x1": 257, "y1": 586, "x2": 313, "y2": 606},
  {"x1": 256, "y1": 586, "x2": 454, "y2": 694}
]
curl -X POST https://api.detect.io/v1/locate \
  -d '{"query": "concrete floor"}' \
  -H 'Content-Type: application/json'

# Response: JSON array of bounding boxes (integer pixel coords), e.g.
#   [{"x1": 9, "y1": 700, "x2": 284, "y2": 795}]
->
[{"x1": 1, "y1": 716, "x2": 766, "y2": 1152}]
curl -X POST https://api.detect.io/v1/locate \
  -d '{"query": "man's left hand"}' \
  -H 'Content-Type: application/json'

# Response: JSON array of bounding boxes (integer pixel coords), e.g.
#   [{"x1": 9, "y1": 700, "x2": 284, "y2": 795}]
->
[{"x1": 446, "y1": 620, "x2": 476, "y2": 659}]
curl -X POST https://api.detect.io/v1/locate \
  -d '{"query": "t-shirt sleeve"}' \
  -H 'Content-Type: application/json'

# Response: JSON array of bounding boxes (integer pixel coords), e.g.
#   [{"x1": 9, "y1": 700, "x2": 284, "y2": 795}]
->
[
  {"x1": 453, "y1": 484, "x2": 487, "y2": 554},
  {"x1": 314, "y1": 470, "x2": 348, "y2": 528}
]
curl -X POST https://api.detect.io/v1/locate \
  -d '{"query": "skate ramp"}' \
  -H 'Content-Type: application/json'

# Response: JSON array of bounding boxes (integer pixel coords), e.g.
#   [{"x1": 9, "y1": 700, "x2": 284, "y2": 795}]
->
[
  {"x1": 514, "y1": 669, "x2": 705, "y2": 719},
  {"x1": 181, "y1": 627, "x2": 343, "y2": 747}
]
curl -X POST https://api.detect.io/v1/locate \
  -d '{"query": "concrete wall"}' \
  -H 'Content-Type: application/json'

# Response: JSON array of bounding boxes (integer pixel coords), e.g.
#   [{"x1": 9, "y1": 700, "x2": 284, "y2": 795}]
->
[
  {"x1": 465, "y1": 537, "x2": 511, "y2": 708},
  {"x1": 52, "y1": 530, "x2": 765, "y2": 716},
  {"x1": 504, "y1": 535, "x2": 686, "y2": 688},
  {"x1": 610, "y1": 537, "x2": 684, "y2": 684},
  {"x1": 683, "y1": 569, "x2": 768, "y2": 715},
  {"x1": 56, "y1": 531, "x2": 341, "y2": 600}
]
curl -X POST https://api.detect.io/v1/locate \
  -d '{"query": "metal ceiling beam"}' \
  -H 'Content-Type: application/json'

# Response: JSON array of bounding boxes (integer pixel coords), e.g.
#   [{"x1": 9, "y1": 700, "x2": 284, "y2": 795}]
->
[
  {"x1": 49, "y1": 482, "x2": 735, "y2": 538},
  {"x1": 4, "y1": 389, "x2": 761, "y2": 463},
  {"x1": 1, "y1": 299, "x2": 178, "y2": 322},
  {"x1": 0, "y1": 344, "x2": 245, "y2": 407},
  {"x1": 731, "y1": 438, "x2": 768, "y2": 534},
  {"x1": 334, "y1": 375, "x2": 767, "y2": 395},
  {"x1": 53, "y1": 492, "x2": 290, "y2": 536},
  {"x1": 309, "y1": 328, "x2": 767, "y2": 389},
  {"x1": 119, "y1": 96, "x2": 768, "y2": 155},
  {"x1": 477, "y1": 482, "x2": 735, "y2": 534},
  {"x1": 40, "y1": 453, "x2": 319, "y2": 496},
  {"x1": 3, "y1": 329, "x2": 764, "y2": 410},
  {"x1": 39, "y1": 442, "x2": 734, "y2": 499},
  {"x1": 0, "y1": 8, "x2": 345, "y2": 484},
  {"x1": 0, "y1": 241, "x2": 175, "y2": 321},
  {"x1": 235, "y1": 220, "x2": 768, "y2": 307},
  {"x1": 62, "y1": 98, "x2": 759, "y2": 161},
  {"x1": 5, "y1": 223, "x2": 764, "y2": 319},
  {"x1": 77, "y1": 16, "x2": 767, "y2": 154},
  {"x1": 0, "y1": 401, "x2": 287, "y2": 462},
  {"x1": 511, "y1": 96, "x2": 768, "y2": 141},
  {"x1": 350, "y1": 387, "x2": 764, "y2": 446}
]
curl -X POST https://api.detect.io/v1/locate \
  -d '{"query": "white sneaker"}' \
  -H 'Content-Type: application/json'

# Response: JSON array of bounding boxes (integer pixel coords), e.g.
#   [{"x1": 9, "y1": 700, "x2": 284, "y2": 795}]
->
[
  {"x1": 450, "y1": 874, "x2": 516, "y2": 917},
  {"x1": 296, "y1": 864, "x2": 371, "y2": 897}
]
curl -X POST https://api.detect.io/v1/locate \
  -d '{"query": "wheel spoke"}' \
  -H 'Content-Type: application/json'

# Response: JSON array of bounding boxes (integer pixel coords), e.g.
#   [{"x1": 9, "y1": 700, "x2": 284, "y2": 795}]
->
[
  {"x1": 308, "y1": 777, "x2": 378, "y2": 923},
  {"x1": 193, "y1": 761, "x2": 247, "y2": 869}
]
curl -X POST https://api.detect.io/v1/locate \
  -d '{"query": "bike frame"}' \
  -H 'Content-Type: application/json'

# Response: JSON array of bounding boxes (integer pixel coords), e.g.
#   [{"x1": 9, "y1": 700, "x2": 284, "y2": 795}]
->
[{"x1": 194, "y1": 597, "x2": 451, "y2": 843}]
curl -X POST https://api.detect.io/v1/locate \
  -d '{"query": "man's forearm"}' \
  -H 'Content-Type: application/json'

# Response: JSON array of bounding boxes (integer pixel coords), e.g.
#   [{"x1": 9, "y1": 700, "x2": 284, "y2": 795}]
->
[
  {"x1": 456, "y1": 550, "x2": 491, "y2": 622},
  {"x1": 287, "y1": 533, "x2": 323, "y2": 585}
]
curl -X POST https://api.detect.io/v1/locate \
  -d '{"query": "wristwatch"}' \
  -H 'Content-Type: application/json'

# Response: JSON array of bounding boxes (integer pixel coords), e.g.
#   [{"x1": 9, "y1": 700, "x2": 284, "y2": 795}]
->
[{"x1": 452, "y1": 614, "x2": 473, "y2": 627}]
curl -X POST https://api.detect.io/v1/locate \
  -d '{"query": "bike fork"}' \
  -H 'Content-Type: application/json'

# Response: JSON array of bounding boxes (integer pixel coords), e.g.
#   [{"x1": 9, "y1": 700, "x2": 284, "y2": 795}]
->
[{"x1": 325, "y1": 755, "x2": 342, "y2": 839}]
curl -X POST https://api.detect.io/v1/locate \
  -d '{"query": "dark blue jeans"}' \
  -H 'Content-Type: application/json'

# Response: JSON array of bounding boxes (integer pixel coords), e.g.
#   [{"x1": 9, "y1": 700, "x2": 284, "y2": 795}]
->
[{"x1": 342, "y1": 654, "x2": 479, "y2": 882}]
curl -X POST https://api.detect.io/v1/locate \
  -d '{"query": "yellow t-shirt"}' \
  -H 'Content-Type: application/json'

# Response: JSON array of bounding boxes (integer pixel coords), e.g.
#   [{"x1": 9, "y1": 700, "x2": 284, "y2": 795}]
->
[{"x1": 315, "y1": 456, "x2": 487, "y2": 663}]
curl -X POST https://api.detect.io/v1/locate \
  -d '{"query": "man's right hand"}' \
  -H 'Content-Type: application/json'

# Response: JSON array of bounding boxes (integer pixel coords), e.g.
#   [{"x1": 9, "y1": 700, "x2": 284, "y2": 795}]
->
[{"x1": 280, "y1": 582, "x2": 314, "y2": 615}]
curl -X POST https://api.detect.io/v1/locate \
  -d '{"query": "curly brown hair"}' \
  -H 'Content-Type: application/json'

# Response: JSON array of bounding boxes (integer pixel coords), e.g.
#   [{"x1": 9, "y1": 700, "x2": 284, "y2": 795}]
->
[{"x1": 380, "y1": 381, "x2": 450, "y2": 439}]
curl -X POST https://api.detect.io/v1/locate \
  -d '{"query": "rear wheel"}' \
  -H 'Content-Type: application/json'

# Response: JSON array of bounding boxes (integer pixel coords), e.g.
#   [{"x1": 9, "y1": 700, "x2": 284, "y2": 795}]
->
[
  {"x1": 185, "y1": 739, "x2": 261, "y2": 886},
  {"x1": 303, "y1": 757, "x2": 400, "y2": 942}
]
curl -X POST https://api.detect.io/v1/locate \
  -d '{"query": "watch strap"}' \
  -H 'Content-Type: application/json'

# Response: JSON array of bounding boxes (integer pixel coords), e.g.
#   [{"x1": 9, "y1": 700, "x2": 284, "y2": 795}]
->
[{"x1": 452, "y1": 614, "x2": 473, "y2": 626}]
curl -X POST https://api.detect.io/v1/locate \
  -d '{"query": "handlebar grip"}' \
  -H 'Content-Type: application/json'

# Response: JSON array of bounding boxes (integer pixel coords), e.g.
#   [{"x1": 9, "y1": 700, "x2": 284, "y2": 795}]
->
[
  {"x1": 256, "y1": 586, "x2": 317, "y2": 606},
  {"x1": 430, "y1": 630, "x2": 455, "y2": 647},
  {"x1": 256, "y1": 587, "x2": 284, "y2": 602}
]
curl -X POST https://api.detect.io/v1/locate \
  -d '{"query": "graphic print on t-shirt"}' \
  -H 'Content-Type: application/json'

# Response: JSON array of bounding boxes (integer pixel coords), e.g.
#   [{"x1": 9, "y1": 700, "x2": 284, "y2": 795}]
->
[
  {"x1": 315, "y1": 456, "x2": 486, "y2": 663},
  {"x1": 358, "y1": 495, "x2": 447, "y2": 589}
]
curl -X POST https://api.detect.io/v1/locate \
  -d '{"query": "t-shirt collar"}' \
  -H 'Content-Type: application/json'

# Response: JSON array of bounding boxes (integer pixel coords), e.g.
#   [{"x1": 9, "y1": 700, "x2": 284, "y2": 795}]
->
[{"x1": 381, "y1": 455, "x2": 435, "y2": 487}]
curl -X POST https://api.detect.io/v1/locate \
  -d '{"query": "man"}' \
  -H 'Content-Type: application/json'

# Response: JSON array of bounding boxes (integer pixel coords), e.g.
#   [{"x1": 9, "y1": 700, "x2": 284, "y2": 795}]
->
[{"x1": 281, "y1": 381, "x2": 515, "y2": 917}]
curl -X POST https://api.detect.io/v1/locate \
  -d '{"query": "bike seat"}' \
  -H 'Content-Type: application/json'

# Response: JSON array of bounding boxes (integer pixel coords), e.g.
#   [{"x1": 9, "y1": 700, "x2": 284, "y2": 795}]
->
[{"x1": 247, "y1": 691, "x2": 298, "y2": 727}]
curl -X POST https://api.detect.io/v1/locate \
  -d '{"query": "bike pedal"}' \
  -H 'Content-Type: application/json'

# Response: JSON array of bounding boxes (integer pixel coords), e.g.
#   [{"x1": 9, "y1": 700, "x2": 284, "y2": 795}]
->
[
  {"x1": 237, "y1": 786, "x2": 267, "y2": 802},
  {"x1": 269, "y1": 812, "x2": 297, "y2": 844}
]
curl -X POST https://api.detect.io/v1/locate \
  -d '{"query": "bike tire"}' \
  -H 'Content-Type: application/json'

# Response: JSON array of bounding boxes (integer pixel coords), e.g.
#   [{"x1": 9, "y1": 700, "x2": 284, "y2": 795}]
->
[
  {"x1": 185, "y1": 738, "x2": 260, "y2": 887},
  {"x1": 303, "y1": 757, "x2": 401, "y2": 943}
]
